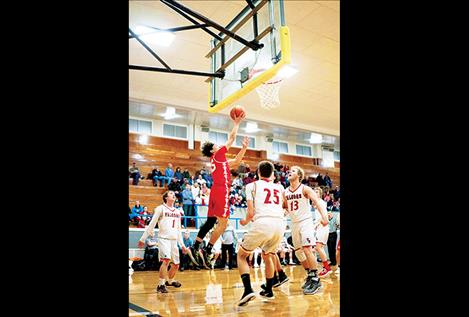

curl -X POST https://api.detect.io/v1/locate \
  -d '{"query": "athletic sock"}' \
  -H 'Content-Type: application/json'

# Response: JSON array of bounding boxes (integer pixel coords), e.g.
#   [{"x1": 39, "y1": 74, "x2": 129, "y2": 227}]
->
[
  {"x1": 159, "y1": 278, "x2": 166, "y2": 286},
  {"x1": 241, "y1": 273, "x2": 253, "y2": 293},
  {"x1": 265, "y1": 277, "x2": 275, "y2": 292}
]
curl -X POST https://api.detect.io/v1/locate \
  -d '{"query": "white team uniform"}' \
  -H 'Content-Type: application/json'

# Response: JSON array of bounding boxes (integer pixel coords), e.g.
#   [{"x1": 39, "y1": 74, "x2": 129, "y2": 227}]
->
[
  {"x1": 285, "y1": 184, "x2": 316, "y2": 249},
  {"x1": 313, "y1": 199, "x2": 329, "y2": 245},
  {"x1": 140, "y1": 204, "x2": 184, "y2": 265},
  {"x1": 241, "y1": 179, "x2": 286, "y2": 254}
]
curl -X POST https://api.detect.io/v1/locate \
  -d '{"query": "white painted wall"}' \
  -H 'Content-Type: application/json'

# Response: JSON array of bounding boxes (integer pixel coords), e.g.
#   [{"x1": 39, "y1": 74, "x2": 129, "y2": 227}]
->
[{"x1": 128, "y1": 117, "x2": 335, "y2": 162}]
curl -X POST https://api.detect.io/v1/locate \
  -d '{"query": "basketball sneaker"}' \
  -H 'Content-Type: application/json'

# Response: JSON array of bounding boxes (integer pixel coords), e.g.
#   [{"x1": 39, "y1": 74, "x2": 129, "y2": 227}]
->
[
  {"x1": 273, "y1": 272, "x2": 289, "y2": 288},
  {"x1": 261, "y1": 274, "x2": 278, "y2": 291},
  {"x1": 156, "y1": 284, "x2": 168, "y2": 293},
  {"x1": 238, "y1": 290, "x2": 256, "y2": 306},
  {"x1": 165, "y1": 280, "x2": 182, "y2": 288},
  {"x1": 319, "y1": 267, "x2": 332, "y2": 278},
  {"x1": 259, "y1": 289, "x2": 275, "y2": 300},
  {"x1": 303, "y1": 278, "x2": 322, "y2": 295},
  {"x1": 301, "y1": 276, "x2": 310, "y2": 289}
]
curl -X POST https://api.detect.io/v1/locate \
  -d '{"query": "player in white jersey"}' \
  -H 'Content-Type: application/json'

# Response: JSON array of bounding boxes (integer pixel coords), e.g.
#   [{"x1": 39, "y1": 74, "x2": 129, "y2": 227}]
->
[
  {"x1": 313, "y1": 186, "x2": 332, "y2": 277},
  {"x1": 236, "y1": 161, "x2": 286, "y2": 306},
  {"x1": 284, "y1": 166, "x2": 329, "y2": 294},
  {"x1": 137, "y1": 191, "x2": 188, "y2": 293}
]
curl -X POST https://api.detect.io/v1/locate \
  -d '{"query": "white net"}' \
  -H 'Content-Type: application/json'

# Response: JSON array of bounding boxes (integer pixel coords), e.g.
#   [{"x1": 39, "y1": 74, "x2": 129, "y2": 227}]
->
[{"x1": 255, "y1": 78, "x2": 283, "y2": 109}]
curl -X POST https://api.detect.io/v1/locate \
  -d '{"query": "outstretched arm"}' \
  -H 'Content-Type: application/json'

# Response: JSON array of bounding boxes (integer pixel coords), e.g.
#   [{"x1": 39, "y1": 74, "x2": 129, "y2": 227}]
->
[
  {"x1": 225, "y1": 113, "x2": 245, "y2": 150},
  {"x1": 305, "y1": 186, "x2": 329, "y2": 226},
  {"x1": 227, "y1": 136, "x2": 249, "y2": 167},
  {"x1": 137, "y1": 207, "x2": 161, "y2": 248}
]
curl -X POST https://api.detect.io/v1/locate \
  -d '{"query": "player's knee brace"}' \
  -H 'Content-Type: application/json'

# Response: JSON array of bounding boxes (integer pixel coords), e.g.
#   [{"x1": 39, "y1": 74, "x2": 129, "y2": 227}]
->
[
  {"x1": 197, "y1": 216, "x2": 217, "y2": 240},
  {"x1": 295, "y1": 249, "x2": 306, "y2": 262}
]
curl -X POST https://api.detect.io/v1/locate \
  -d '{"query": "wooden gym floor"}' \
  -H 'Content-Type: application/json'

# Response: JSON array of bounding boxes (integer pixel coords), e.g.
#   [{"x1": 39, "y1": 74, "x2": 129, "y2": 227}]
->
[{"x1": 129, "y1": 265, "x2": 340, "y2": 316}]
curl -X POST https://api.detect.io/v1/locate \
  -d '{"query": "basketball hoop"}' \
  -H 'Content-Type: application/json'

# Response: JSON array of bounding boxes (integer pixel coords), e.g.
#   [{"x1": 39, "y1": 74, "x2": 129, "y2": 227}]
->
[{"x1": 249, "y1": 69, "x2": 284, "y2": 110}]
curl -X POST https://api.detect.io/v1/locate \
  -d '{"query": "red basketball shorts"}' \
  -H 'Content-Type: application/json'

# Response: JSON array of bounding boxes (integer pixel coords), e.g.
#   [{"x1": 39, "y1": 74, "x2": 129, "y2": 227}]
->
[{"x1": 207, "y1": 186, "x2": 230, "y2": 218}]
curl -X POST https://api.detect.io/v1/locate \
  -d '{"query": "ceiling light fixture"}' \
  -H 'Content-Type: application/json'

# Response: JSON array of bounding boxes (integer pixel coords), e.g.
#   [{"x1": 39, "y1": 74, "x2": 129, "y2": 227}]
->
[
  {"x1": 309, "y1": 132, "x2": 323, "y2": 144},
  {"x1": 160, "y1": 106, "x2": 180, "y2": 120},
  {"x1": 245, "y1": 122, "x2": 260, "y2": 133},
  {"x1": 134, "y1": 25, "x2": 175, "y2": 47},
  {"x1": 277, "y1": 65, "x2": 298, "y2": 78}
]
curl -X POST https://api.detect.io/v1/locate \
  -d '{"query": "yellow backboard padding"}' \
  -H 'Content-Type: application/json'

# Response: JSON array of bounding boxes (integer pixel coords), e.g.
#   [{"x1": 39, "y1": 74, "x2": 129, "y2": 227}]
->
[{"x1": 208, "y1": 26, "x2": 291, "y2": 113}]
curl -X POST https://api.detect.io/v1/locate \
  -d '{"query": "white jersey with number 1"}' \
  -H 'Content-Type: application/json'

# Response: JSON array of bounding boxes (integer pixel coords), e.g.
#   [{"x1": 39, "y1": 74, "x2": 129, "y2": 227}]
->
[{"x1": 140, "y1": 204, "x2": 184, "y2": 241}]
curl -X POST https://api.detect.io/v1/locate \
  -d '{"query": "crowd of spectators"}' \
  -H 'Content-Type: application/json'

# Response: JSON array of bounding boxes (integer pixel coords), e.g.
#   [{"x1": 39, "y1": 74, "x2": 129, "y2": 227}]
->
[{"x1": 129, "y1": 161, "x2": 340, "y2": 228}]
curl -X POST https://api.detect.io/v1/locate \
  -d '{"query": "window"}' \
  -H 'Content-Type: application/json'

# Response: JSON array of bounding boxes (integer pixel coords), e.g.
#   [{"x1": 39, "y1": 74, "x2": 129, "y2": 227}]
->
[
  {"x1": 296, "y1": 145, "x2": 312, "y2": 156},
  {"x1": 334, "y1": 150, "x2": 340, "y2": 161},
  {"x1": 163, "y1": 124, "x2": 187, "y2": 139},
  {"x1": 273, "y1": 141, "x2": 288, "y2": 153},
  {"x1": 235, "y1": 135, "x2": 255, "y2": 148},
  {"x1": 129, "y1": 119, "x2": 152, "y2": 134},
  {"x1": 208, "y1": 131, "x2": 228, "y2": 145}
]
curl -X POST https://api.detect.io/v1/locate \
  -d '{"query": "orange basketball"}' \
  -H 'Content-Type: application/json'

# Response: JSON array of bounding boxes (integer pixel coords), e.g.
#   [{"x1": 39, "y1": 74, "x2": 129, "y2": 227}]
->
[{"x1": 230, "y1": 105, "x2": 246, "y2": 120}]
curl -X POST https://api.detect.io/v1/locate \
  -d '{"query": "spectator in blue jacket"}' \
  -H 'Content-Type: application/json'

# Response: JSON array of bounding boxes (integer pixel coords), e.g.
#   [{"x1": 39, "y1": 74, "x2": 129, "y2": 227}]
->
[
  {"x1": 129, "y1": 200, "x2": 144, "y2": 224},
  {"x1": 163, "y1": 163, "x2": 175, "y2": 188}
]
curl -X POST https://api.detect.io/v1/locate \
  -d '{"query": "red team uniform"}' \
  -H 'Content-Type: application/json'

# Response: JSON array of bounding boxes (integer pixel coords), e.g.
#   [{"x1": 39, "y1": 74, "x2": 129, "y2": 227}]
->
[{"x1": 208, "y1": 146, "x2": 231, "y2": 218}]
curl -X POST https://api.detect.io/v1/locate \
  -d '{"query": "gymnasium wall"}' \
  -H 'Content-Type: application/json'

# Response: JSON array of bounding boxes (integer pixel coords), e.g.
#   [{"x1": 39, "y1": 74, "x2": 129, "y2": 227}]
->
[{"x1": 129, "y1": 115, "x2": 337, "y2": 164}]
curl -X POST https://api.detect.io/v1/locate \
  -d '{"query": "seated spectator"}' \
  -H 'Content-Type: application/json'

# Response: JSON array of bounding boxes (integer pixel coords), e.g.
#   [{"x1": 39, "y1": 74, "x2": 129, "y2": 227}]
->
[
  {"x1": 129, "y1": 162, "x2": 141, "y2": 185},
  {"x1": 144, "y1": 232, "x2": 159, "y2": 270},
  {"x1": 243, "y1": 172, "x2": 254, "y2": 185},
  {"x1": 196, "y1": 175, "x2": 207, "y2": 187},
  {"x1": 137, "y1": 206, "x2": 149, "y2": 228},
  {"x1": 174, "y1": 167, "x2": 183, "y2": 181},
  {"x1": 151, "y1": 167, "x2": 165, "y2": 187},
  {"x1": 232, "y1": 175, "x2": 243, "y2": 189},
  {"x1": 327, "y1": 194, "x2": 335, "y2": 208},
  {"x1": 316, "y1": 173, "x2": 324, "y2": 187},
  {"x1": 331, "y1": 199, "x2": 340, "y2": 211},
  {"x1": 181, "y1": 230, "x2": 199, "y2": 271},
  {"x1": 236, "y1": 162, "x2": 247, "y2": 176},
  {"x1": 129, "y1": 200, "x2": 144, "y2": 225},
  {"x1": 168, "y1": 178, "x2": 182, "y2": 201},
  {"x1": 324, "y1": 173, "x2": 332, "y2": 188},
  {"x1": 163, "y1": 163, "x2": 174, "y2": 188},
  {"x1": 182, "y1": 168, "x2": 191, "y2": 180},
  {"x1": 333, "y1": 185, "x2": 340, "y2": 199}
]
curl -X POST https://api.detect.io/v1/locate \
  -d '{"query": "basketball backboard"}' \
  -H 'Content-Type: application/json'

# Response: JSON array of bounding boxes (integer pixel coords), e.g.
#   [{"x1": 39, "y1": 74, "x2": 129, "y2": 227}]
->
[{"x1": 207, "y1": 0, "x2": 291, "y2": 113}]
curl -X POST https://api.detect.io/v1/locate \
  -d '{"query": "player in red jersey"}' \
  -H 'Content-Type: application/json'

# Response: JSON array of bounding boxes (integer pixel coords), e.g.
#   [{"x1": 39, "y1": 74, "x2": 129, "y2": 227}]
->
[{"x1": 190, "y1": 111, "x2": 248, "y2": 268}]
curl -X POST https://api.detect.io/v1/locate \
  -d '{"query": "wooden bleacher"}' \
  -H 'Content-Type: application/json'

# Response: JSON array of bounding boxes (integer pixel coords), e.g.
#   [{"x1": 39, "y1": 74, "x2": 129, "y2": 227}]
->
[{"x1": 129, "y1": 133, "x2": 340, "y2": 210}]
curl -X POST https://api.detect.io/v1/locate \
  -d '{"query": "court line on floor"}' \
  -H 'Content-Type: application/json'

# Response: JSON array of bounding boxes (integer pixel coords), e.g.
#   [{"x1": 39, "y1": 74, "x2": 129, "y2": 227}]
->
[{"x1": 129, "y1": 302, "x2": 161, "y2": 317}]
